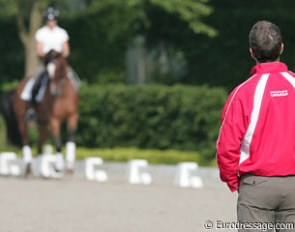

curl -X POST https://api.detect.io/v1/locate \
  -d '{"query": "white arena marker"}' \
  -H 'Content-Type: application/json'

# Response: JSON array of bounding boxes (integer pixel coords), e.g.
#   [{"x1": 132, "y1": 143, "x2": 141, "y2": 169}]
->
[
  {"x1": 175, "y1": 162, "x2": 203, "y2": 188},
  {"x1": 40, "y1": 154, "x2": 63, "y2": 179},
  {"x1": 0, "y1": 152, "x2": 21, "y2": 176},
  {"x1": 85, "y1": 157, "x2": 108, "y2": 182},
  {"x1": 127, "y1": 159, "x2": 152, "y2": 185},
  {"x1": 44, "y1": 144, "x2": 53, "y2": 155}
]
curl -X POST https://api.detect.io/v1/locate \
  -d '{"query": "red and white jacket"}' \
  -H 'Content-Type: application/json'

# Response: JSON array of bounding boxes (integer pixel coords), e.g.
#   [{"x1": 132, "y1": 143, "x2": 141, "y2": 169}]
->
[{"x1": 217, "y1": 62, "x2": 295, "y2": 192}]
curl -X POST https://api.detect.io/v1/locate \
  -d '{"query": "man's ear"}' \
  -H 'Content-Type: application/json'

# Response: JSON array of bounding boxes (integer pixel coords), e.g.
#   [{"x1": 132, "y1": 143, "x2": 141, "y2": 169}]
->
[
  {"x1": 280, "y1": 43, "x2": 284, "y2": 55},
  {"x1": 249, "y1": 48, "x2": 256, "y2": 60}
]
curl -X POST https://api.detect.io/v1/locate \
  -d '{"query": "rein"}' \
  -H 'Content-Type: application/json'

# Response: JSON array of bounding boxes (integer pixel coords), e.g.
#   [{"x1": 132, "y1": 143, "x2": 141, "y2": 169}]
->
[{"x1": 45, "y1": 51, "x2": 67, "y2": 96}]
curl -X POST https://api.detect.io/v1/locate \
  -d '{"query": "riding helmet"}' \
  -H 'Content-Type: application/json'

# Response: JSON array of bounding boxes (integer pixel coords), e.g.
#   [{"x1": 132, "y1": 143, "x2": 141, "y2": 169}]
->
[{"x1": 43, "y1": 6, "x2": 59, "y2": 21}]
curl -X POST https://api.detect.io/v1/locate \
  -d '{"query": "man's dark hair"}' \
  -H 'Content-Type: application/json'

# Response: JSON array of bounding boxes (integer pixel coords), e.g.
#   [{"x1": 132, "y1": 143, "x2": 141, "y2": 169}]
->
[{"x1": 249, "y1": 20, "x2": 283, "y2": 62}]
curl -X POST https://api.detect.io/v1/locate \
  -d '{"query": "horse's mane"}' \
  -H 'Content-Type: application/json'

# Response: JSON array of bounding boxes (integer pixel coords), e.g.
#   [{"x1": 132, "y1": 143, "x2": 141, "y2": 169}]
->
[
  {"x1": 45, "y1": 50, "x2": 68, "y2": 80},
  {"x1": 0, "y1": 90, "x2": 22, "y2": 146},
  {"x1": 45, "y1": 50, "x2": 63, "y2": 65}
]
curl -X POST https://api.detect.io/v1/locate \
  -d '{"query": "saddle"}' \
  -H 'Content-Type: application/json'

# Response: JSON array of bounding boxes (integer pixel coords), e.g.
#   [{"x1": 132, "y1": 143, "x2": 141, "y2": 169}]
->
[
  {"x1": 20, "y1": 75, "x2": 48, "y2": 103},
  {"x1": 31, "y1": 72, "x2": 49, "y2": 103}
]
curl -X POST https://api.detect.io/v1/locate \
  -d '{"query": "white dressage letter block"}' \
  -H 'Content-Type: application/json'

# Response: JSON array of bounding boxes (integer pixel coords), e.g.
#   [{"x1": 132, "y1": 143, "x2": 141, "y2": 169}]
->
[
  {"x1": 128, "y1": 159, "x2": 152, "y2": 185},
  {"x1": 85, "y1": 157, "x2": 108, "y2": 182},
  {"x1": 175, "y1": 162, "x2": 203, "y2": 188},
  {"x1": 40, "y1": 154, "x2": 63, "y2": 179},
  {"x1": 0, "y1": 152, "x2": 21, "y2": 176},
  {"x1": 43, "y1": 144, "x2": 53, "y2": 155}
]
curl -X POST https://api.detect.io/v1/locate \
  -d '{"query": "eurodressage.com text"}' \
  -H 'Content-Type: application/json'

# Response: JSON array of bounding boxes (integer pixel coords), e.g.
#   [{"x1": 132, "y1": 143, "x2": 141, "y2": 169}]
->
[{"x1": 203, "y1": 220, "x2": 295, "y2": 231}]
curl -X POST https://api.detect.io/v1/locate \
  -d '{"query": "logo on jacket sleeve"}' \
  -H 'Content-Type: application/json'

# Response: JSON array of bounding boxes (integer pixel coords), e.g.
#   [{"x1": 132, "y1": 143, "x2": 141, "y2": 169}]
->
[{"x1": 270, "y1": 90, "x2": 288, "y2": 97}]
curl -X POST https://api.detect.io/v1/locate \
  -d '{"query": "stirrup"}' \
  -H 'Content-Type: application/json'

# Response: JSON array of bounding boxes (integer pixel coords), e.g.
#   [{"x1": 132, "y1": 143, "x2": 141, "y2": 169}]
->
[{"x1": 25, "y1": 107, "x2": 37, "y2": 121}]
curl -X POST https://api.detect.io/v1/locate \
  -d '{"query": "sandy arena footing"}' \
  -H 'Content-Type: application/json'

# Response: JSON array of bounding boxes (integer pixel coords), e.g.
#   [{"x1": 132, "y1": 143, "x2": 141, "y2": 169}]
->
[{"x1": 0, "y1": 162, "x2": 237, "y2": 232}]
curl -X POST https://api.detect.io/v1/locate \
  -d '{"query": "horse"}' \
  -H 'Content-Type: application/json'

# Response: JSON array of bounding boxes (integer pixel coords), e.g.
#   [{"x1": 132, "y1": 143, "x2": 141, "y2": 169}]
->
[{"x1": 2, "y1": 50, "x2": 79, "y2": 177}]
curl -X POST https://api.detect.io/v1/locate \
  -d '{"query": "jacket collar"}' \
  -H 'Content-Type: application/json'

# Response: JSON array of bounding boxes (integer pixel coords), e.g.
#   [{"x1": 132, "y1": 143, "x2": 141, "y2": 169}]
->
[{"x1": 250, "y1": 62, "x2": 288, "y2": 75}]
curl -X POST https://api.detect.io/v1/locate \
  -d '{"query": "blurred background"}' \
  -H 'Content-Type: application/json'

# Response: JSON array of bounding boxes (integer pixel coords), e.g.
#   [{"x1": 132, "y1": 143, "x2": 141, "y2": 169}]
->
[{"x1": 0, "y1": 0, "x2": 294, "y2": 166}]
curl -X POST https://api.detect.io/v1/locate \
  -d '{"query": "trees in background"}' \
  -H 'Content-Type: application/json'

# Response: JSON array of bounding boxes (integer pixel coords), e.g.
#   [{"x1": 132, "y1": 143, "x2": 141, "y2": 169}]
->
[
  {"x1": 0, "y1": 0, "x2": 47, "y2": 76},
  {"x1": 0, "y1": 0, "x2": 216, "y2": 84},
  {"x1": 0, "y1": 0, "x2": 87, "y2": 77},
  {"x1": 182, "y1": 0, "x2": 295, "y2": 90},
  {"x1": 2, "y1": 0, "x2": 295, "y2": 91}
]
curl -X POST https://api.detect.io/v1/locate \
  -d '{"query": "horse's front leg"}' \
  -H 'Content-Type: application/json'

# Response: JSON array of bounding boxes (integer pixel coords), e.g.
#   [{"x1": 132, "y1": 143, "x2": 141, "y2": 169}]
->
[
  {"x1": 50, "y1": 117, "x2": 64, "y2": 171},
  {"x1": 17, "y1": 116, "x2": 33, "y2": 164},
  {"x1": 65, "y1": 113, "x2": 79, "y2": 173},
  {"x1": 37, "y1": 120, "x2": 48, "y2": 155}
]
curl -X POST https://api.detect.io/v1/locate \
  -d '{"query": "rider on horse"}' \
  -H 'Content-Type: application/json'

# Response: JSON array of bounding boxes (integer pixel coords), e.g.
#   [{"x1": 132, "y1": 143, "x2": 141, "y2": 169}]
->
[{"x1": 27, "y1": 6, "x2": 70, "y2": 119}]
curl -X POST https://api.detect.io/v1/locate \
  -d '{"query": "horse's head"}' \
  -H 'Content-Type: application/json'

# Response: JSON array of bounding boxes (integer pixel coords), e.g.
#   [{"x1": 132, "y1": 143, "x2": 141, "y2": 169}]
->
[{"x1": 45, "y1": 50, "x2": 68, "y2": 96}]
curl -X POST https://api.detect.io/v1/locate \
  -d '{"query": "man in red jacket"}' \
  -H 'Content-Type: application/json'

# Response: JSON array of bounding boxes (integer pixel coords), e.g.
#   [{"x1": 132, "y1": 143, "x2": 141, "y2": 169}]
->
[{"x1": 217, "y1": 20, "x2": 295, "y2": 231}]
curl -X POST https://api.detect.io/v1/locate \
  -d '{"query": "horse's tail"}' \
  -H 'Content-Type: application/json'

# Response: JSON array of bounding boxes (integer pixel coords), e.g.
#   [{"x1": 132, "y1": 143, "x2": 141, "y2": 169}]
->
[{"x1": 0, "y1": 90, "x2": 22, "y2": 146}]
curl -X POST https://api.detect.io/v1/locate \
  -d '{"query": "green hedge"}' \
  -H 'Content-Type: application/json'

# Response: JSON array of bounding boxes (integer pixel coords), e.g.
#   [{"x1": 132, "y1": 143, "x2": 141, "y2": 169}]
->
[{"x1": 77, "y1": 84, "x2": 227, "y2": 161}]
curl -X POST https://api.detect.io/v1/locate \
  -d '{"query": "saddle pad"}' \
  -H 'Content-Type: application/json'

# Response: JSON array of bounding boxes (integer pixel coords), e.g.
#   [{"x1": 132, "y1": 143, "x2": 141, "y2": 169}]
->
[
  {"x1": 20, "y1": 78, "x2": 47, "y2": 103},
  {"x1": 20, "y1": 78, "x2": 35, "y2": 101}
]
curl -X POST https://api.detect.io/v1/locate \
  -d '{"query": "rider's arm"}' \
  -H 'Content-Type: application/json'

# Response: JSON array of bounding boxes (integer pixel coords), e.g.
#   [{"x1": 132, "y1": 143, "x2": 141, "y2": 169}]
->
[
  {"x1": 36, "y1": 41, "x2": 46, "y2": 58},
  {"x1": 62, "y1": 41, "x2": 70, "y2": 58}
]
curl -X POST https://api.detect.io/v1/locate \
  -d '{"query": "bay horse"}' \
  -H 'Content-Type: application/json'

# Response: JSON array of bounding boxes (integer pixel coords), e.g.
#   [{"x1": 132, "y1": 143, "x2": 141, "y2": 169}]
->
[{"x1": 7, "y1": 50, "x2": 79, "y2": 177}]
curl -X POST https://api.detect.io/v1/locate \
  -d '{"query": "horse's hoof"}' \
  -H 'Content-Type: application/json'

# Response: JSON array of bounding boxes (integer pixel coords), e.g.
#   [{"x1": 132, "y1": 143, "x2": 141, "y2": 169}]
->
[
  {"x1": 53, "y1": 167, "x2": 64, "y2": 174},
  {"x1": 65, "y1": 169, "x2": 74, "y2": 177},
  {"x1": 24, "y1": 163, "x2": 33, "y2": 178}
]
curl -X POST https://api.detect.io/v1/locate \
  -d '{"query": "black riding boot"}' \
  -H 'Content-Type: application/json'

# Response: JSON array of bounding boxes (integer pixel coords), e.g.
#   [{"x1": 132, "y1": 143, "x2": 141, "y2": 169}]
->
[{"x1": 25, "y1": 71, "x2": 46, "y2": 121}]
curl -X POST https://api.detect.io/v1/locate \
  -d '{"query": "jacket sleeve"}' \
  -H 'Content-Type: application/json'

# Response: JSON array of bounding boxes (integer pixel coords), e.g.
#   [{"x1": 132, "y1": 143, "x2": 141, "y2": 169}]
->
[{"x1": 216, "y1": 89, "x2": 248, "y2": 192}]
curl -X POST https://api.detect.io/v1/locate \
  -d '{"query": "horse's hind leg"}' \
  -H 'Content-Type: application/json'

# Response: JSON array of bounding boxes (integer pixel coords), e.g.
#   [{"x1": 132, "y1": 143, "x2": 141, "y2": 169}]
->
[
  {"x1": 13, "y1": 98, "x2": 31, "y2": 154},
  {"x1": 14, "y1": 102, "x2": 33, "y2": 177}
]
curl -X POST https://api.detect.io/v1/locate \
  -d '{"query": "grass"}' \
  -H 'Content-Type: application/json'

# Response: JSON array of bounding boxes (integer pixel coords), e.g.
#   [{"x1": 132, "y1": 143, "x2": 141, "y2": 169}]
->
[
  {"x1": 76, "y1": 147, "x2": 206, "y2": 165},
  {"x1": 0, "y1": 145, "x2": 208, "y2": 166}
]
